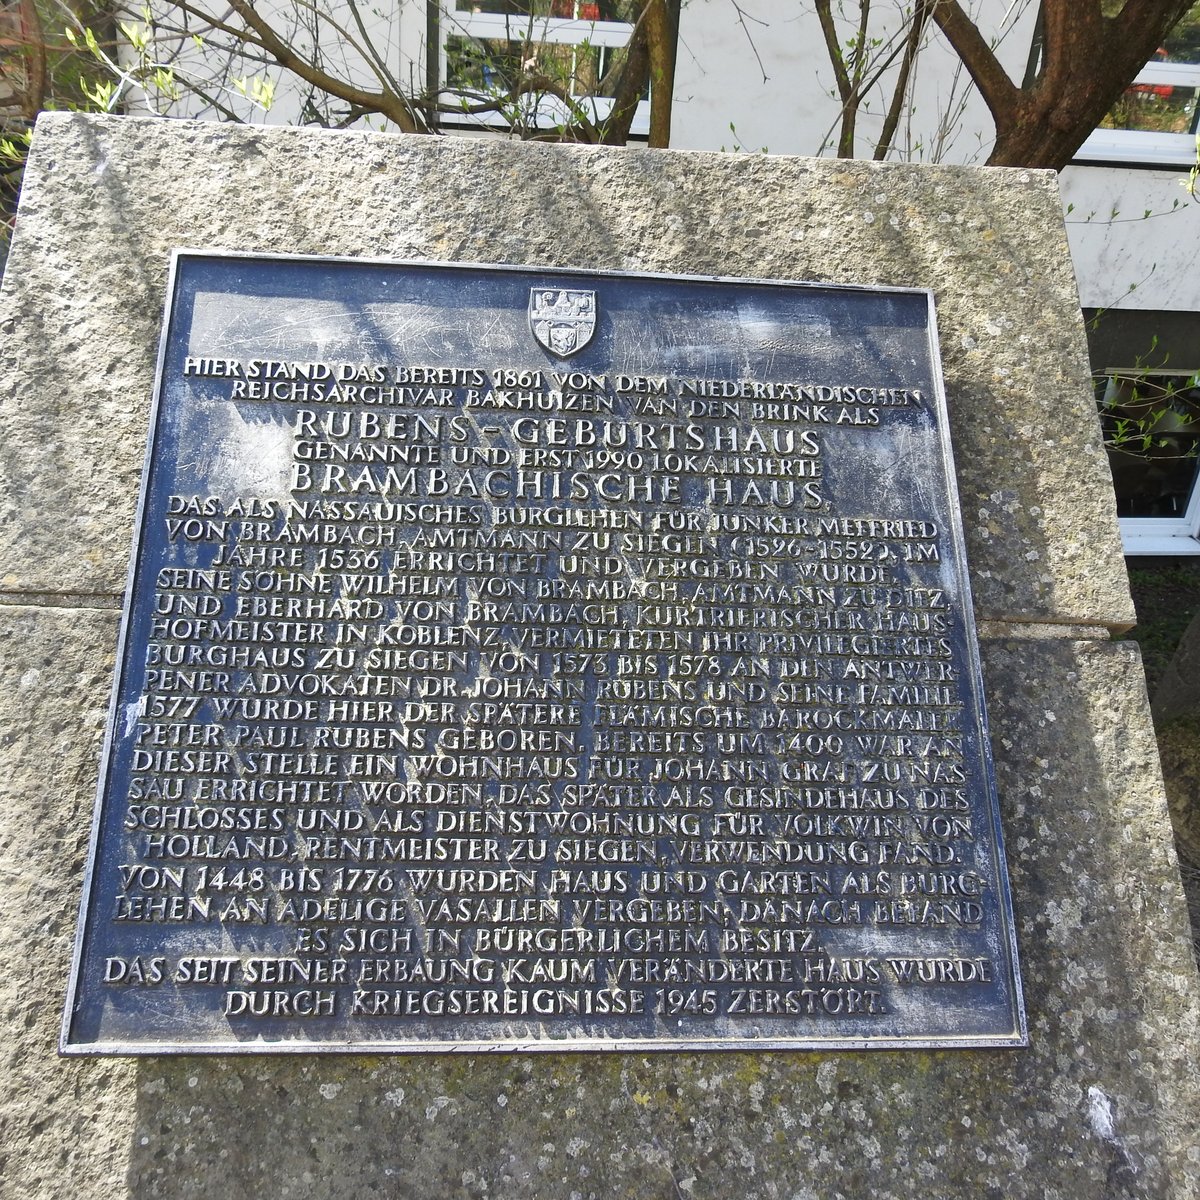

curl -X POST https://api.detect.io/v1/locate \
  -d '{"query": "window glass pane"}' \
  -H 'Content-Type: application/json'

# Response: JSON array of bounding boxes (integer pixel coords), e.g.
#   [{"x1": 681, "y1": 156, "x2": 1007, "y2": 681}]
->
[
  {"x1": 453, "y1": 1, "x2": 638, "y2": 21},
  {"x1": 445, "y1": 33, "x2": 642, "y2": 100},
  {"x1": 1100, "y1": 83, "x2": 1199, "y2": 134},
  {"x1": 1098, "y1": 1, "x2": 1200, "y2": 132},
  {"x1": 1100, "y1": 373, "x2": 1200, "y2": 517},
  {"x1": 455, "y1": 2, "x2": 548, "y2": 16},
  {"x1": 445, "y1": 34, "x2": 525, "y2": 94}
]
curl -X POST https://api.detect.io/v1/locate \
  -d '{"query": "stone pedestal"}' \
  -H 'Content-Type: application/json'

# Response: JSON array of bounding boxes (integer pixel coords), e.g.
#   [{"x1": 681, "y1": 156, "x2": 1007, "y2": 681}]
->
[{"x1": 1, "y1": 113, "x2": 1196, "y2": 1198}]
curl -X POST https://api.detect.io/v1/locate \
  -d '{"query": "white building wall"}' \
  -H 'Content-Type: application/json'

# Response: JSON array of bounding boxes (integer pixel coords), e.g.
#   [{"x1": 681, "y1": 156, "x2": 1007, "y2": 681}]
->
[
  {"x1": 1059, "y1": 165, "x2": 1200, "y2": 312},
  {"x1": 672, "y1": 0, "x2": 1039, "y2": 163}
]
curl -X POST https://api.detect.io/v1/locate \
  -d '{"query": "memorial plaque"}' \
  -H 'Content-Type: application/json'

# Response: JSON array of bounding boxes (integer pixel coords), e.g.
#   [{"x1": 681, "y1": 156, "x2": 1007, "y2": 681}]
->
[{"x1": 62, "y1": 253, "x2": 1026, "y2": 1053}]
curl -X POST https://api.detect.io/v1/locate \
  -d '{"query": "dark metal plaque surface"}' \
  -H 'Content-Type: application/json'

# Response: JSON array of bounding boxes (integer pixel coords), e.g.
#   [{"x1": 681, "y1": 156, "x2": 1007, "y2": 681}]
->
[{"x1": 63, "y1": 253, "x2": 1026, "y2": 1053}]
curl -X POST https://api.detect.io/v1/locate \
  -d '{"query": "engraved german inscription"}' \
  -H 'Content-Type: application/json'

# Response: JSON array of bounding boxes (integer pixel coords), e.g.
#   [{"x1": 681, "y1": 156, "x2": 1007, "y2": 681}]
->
[{"x1": 62, "y1": 255, "x2": 1025, "y2": 1052}]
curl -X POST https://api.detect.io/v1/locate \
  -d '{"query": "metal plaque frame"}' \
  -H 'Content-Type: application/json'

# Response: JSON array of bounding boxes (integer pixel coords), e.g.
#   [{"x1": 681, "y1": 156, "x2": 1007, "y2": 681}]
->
[{"x1": 63, "y1": 252, "x2": 1026, "y2": 1054}]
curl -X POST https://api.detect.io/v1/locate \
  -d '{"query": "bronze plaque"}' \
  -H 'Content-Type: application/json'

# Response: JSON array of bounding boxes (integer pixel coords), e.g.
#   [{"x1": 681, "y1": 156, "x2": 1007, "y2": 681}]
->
[{"x1": 62, "y1": 253, "x2": 1025, "y2": 1053}]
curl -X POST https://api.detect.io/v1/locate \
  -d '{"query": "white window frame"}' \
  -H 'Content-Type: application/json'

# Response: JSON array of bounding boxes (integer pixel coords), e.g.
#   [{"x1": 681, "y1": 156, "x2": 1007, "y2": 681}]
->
[
  {"x1": 1103, "y1": 366, "x2": 1200, "y2": 555},
  {"x1": 1076, "y1": 61, "x2": 1200, "y2": 167},
  {"x1": 1120, "y1": 491, "x2": 1200, "y2": 555},
  {"x1": 438, "y1": 3, "x2": 650, "y2": 137}
]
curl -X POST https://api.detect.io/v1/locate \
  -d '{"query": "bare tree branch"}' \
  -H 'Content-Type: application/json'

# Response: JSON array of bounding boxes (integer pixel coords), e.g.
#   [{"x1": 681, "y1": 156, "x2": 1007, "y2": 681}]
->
[
  {"x1": 851, "y1": 0, "x2": 871, "y2": 84},
  {"x1": 435, "y1": 73, "x2": 604, "y2": 143},
  {"x1": 928, "y1": 0, "x2": 1019, "y2": 124},
  {"x1": 345, "y1": 0, "x2": 406, "y2": 101},
  {"x1": 223, "y1": 0, "x2": 427, "y2": 132},
  {"x1": 17, "y1": 0, "x2": 48, "y2": 119},
  {"x1": 162, "y1": 1, "x2": 272, "y2": 54},
  {"x1": 814, "y1": 0, "x2": 856, "y2": 156},
  {"x1": 874, "y1": 0, "x2": 933, "y2": 160}
]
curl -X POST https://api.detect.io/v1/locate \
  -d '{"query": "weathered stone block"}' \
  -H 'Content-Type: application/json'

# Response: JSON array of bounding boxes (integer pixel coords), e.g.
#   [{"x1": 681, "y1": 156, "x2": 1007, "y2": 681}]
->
[{"x1": 1, "y1": 114, "x2": 1193, "y2": 1199}]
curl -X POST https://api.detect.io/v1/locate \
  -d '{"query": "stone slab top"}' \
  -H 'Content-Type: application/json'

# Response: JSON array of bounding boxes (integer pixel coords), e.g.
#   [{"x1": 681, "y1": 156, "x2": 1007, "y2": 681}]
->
[{"x1": 0, "y1": 113, "x2": 1132, "y2": 629}]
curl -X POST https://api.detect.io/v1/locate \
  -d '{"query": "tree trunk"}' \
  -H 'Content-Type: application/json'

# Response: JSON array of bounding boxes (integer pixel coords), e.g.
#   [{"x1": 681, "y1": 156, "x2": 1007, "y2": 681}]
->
[
  {"x1": 645, "y1": 0, "x2": 680, "y2": 149},
  {"x1": 932, "y1": 0, "x2": 1197, "y2": 172}
]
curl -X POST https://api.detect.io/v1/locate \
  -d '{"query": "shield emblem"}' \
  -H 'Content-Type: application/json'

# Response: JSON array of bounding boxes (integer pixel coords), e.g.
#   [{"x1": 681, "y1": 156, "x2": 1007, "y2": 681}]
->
[{"x1": 529, "y1": 287, "x2": 596, "y2": 358}]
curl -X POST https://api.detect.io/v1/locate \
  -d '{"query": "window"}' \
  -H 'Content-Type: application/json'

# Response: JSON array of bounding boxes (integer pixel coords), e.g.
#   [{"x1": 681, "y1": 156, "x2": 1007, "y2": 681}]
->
[
  {"x1": 1098, "y1": 368, "x2": 1200, "y2": 553},
  {"x1": 439, "y1": 1, "x2": 649, "y2": 136},
  {"x1": 1076, "y1": 1, "x2": 1200, "y2": 166}
]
